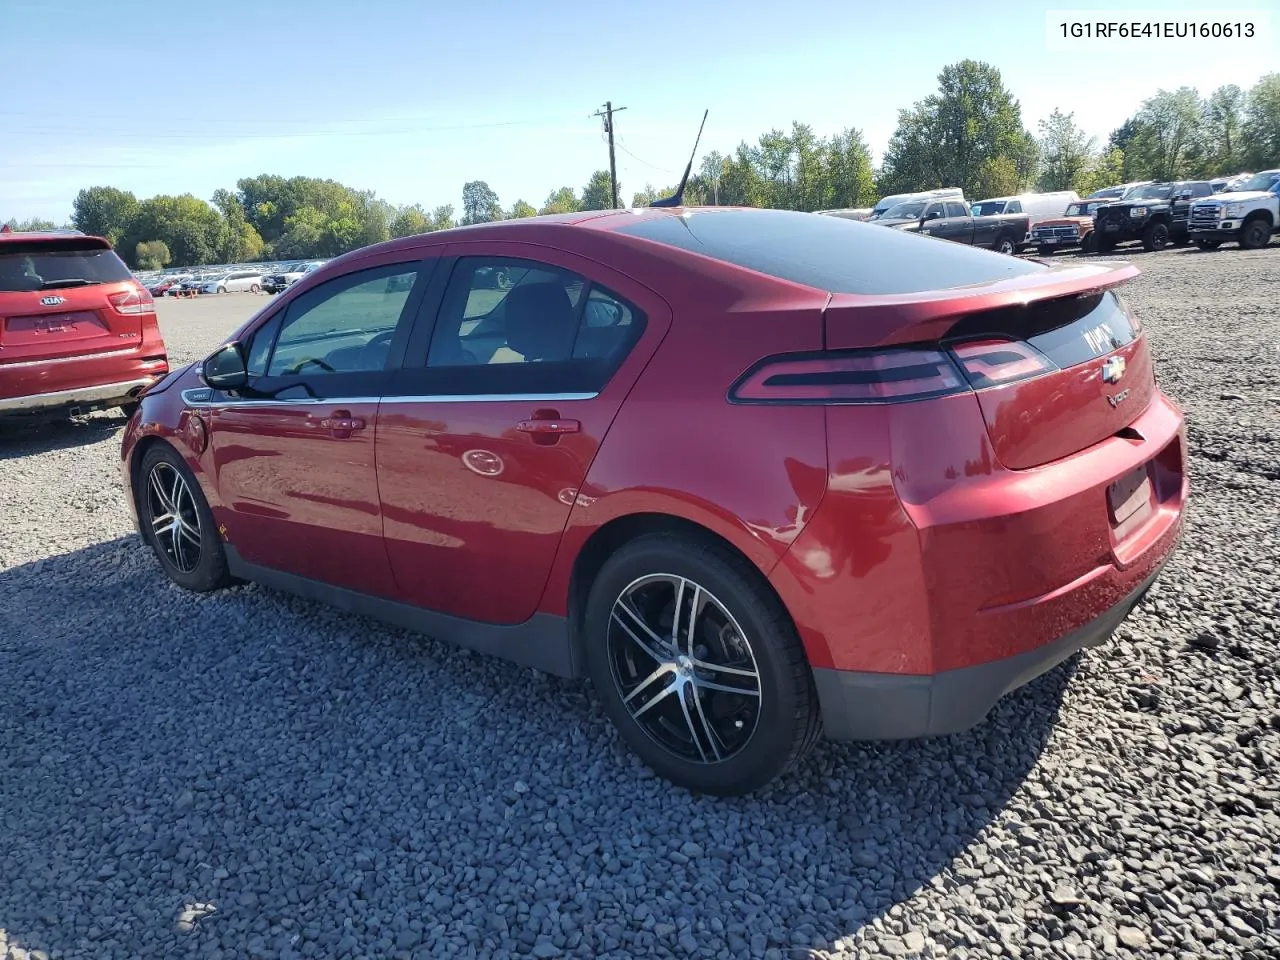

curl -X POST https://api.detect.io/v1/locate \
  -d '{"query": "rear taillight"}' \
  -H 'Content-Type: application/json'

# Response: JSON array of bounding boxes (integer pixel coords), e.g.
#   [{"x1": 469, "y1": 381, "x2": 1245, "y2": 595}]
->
[
  {"x1": 108, "y1": 283, "x2": 156, "y2": 315},
  {"x1": 730, "y1": 348, "x2": 969, "y2": 405},
  {"x1": 948, "y1": 339, "x2": 1058, "y2": 388}
]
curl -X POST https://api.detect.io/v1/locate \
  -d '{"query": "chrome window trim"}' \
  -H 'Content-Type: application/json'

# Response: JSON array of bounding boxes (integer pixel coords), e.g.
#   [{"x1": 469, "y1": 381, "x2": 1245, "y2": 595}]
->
[{"x1": 181, "y1": 390, "x2": 599, "y2": 408}]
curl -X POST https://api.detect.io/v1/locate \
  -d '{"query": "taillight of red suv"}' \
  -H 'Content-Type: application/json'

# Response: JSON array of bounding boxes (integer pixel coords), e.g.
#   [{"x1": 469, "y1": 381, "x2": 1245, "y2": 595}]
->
[{"x1": 107, "y1": 283, "x2": 156, "y2": 315}]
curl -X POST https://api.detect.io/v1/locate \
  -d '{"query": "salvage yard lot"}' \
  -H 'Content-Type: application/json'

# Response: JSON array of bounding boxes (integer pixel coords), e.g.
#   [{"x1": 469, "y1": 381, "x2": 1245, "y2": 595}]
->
[{"x1": 1, "y1": 246, "x2": 1278, "y2": 959}]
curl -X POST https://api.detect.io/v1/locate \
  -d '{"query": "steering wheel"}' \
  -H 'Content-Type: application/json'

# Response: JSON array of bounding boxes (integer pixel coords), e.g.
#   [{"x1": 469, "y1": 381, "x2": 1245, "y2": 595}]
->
[{"x1": 287, "y1": 357, "x2": 336, "y2": 375}]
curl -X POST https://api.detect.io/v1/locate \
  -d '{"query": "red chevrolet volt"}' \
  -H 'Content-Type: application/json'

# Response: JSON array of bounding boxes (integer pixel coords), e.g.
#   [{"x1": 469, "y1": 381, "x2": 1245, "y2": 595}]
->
[
  {"x1": 120, "y1": 207, "x2": 1187, "y2": 795},
  {"x1": 1, "y1": 227, "x2": 169, "y2": 420}
]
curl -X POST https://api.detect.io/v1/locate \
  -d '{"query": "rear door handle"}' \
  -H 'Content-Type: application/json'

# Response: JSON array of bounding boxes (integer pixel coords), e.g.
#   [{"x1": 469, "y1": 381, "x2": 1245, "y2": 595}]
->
[
  {"x1": 516, "y1": 418, "x2": 580, "y2": 435},
  {"x1": 319, "y1": 411, "x2": 366, "y2": 439}
]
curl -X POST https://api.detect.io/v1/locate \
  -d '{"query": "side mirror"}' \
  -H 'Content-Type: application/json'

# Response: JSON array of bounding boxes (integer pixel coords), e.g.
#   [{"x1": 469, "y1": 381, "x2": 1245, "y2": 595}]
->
[{"x1": 203, "y1": 341, "x2": 248, "y2": 390}]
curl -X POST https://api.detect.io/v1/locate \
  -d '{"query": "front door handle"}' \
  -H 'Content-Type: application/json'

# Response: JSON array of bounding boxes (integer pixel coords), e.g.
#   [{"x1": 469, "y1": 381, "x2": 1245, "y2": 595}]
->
[{"x1": 319, "y1": 410, "x2": 366, "y2": 439}]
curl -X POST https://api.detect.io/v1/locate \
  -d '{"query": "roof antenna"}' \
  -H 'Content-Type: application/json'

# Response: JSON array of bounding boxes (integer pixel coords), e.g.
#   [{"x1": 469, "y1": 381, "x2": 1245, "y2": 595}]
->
[{"x1": 650, "y1": 109, "x2": 709, "y2": 208}]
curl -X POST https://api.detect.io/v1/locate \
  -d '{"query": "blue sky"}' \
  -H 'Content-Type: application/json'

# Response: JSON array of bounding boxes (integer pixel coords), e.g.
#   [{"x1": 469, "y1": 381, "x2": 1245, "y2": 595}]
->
[{"x1": 2, "y1": 0, "x2": 1275, "y2": 221}]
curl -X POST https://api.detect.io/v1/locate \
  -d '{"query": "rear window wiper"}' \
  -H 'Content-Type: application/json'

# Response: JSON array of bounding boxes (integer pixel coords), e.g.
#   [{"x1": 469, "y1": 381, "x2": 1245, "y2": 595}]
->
[{"x1": 40, "y1": 278, "x2": 104, "y2": 290}]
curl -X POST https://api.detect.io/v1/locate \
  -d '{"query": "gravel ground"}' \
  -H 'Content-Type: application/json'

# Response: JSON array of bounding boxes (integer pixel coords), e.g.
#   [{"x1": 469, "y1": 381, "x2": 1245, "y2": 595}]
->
[{"x1": 2, "y1": 248, "x2": 1278, "y2": 960}]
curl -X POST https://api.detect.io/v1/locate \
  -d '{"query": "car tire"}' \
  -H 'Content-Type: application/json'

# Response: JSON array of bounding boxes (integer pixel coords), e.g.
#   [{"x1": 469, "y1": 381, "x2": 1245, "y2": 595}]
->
[
  {"x1": 1239, "y1": 216, "x2": 1272, "y2": 250},
  {"x1": 582, "y1": 532, "x2": 821, "y2": 796},
  {"x1": 1142, "y1": 221, "x2": 1169, "y2": 251},
  {"x1": 137, "y1": 443, "x2": 232, "y2": 593},
  {"x1": 217, "y1": 286, "x2": 227, "y2": 294},
  {"x1": 250, "y1": 284, "x2": 260, "y2": 294},
  {"x1": 1081, "y1": 232, "x2": 1097, "y2": 254},
  {"x1": 1195, "y1": 239, "x2": 1221, "y2": 251},
  {"x1": 992, "y1": 235, "x2": 1016, "y2": 255},
  {"x1": 118, "y1": 401, "x2": 140, "y2": 420}
]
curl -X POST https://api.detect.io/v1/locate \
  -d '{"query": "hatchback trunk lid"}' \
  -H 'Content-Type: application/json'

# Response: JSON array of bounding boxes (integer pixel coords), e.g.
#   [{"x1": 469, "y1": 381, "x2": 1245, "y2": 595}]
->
[
  {"x1": 0, "y1": 237, "x2": 144, "y2": 366},
  {"x1": 821, "y1": 262, "x2": 1153, "y2": 469}
]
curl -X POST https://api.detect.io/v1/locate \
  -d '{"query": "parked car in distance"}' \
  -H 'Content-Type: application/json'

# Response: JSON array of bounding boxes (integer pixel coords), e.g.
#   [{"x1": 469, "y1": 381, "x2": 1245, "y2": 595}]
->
[
  {"x1": 816, "y1": 208, "x2": 875, "y2": 221},
  {"x1": 876, "y1": 197, "x2": 1030, "y2": 254},
  {"x1": 1093, "y1": 180, "x2": 1216, "y2": 252},
  {"x1": 867, "y1": 188, "x2": 964, "y2": 220},
  {"x1": 0, "y1": 226, "x2": 169, "y2": 420},
  {"x1": 200, "y1": 270, "x2": 264, "y2": 294},
  {"x1": 1030, "y1": 199, "x2": 1110, "y2": 254},
  {"x1": 1087, "y1": 181, "x2": 1151, "y2": 202},
  {"x1": 121, "y1": 207, "x2": 1187, "y2": 795},
  {"x1": 970, "y1": 191, "x2": 1079, "y2": 248},
  {"x1": 1187, "y1": 169, "x2": 1280, "y2": 250},
  {"x1": 147, "y1": 275, "x2": 189, "y2": 297},
  {"x1": 262, "y1": 260, "x2": 325, "y2": 294}
]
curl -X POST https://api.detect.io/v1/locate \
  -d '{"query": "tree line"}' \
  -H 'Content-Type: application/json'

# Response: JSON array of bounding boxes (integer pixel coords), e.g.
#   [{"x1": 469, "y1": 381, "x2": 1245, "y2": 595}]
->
[{"x1": 8, "y1": 63, "x2": 1278, "y2": 269}]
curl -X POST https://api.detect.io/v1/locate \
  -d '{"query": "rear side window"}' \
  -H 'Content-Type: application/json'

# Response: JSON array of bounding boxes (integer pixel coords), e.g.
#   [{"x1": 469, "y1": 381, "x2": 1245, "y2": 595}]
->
[
  {"x1": 615, "y1": 208, "x2": 1042, "y2": 295},
  {"x1": 0, "y1": 244, "x2": 132, "y2": 292}
]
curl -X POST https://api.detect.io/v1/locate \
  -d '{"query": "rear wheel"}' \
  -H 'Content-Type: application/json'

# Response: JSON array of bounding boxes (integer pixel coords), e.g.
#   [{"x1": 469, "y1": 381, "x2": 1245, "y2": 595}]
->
[
  {"x1": 992, "y1": 235, "x2": 1016, "y2": 255},
  {"x1": 217, "y1": 286, "x2": 227, "y2": 294},
  {"x1": 137, "y1": 443, "x2": 231, "y2": 593},
  {"x1": 1239, "y1": 216, "x2": 1272, "y2": 250},
  {"x1": 583, "y1": 533, "x2": 821, "y2": 796},
  {"x1": 1142, "y1": 220, "x2": 1170, "y2": 251},
  {"x1": 250, "y1": 283, "x2": 260, "y2": 294}
]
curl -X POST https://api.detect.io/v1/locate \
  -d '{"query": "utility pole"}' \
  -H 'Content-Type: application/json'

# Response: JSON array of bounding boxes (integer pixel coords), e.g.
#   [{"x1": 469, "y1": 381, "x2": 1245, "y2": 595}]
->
[{"x1": 592, "y1": 101, "x2": 627, "y2": 208}]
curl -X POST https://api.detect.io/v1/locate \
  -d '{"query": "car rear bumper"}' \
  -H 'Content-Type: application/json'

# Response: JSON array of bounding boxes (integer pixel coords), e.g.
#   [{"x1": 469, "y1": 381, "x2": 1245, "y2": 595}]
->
[
  {"x1": 0, "y1": 376, "x2": 160, "y2": 416},
  {"x1": 813, "y1": 558, "x2": 1166, "y2": 740}
]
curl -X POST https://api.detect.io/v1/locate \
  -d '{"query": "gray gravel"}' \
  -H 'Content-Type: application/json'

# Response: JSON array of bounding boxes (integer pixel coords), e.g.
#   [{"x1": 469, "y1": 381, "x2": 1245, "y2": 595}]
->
[{"x1": 2, "y1": 250, "x2": 1279, "y2": 959}]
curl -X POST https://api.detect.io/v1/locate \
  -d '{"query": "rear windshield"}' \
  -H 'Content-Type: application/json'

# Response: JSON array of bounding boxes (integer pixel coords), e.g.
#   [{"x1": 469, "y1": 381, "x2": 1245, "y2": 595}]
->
[
  {"x1": 0, "y1": 245, "x2": 133, "y2": 292},
  {"x1": 614, "y1": 208, "x2": 1043, "y2": 295}
]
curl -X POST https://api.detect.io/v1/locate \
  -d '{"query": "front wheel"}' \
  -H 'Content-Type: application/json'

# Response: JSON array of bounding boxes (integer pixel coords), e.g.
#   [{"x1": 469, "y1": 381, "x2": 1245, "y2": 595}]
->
[
  {"x1": 1239, "y1": 217, "x2": 1272, "y2": 250},
  {"x1": 1081, "y1": 231, "x2": 1097, "y2": 254},
  {"x1": 250, "y1": 283, "x2": 260, "y2": 294},
  {"x1": 1142, "y1": 221, "x2": 1170, "y2": 251},
  {"x1": 1195, "y1": 239, "x2": 1221, "y2": 251},
  {"x1": 137, "y1": 443, "x2": 232, "y2": 592},
  {"x1": 583, "y1": 533, "x2": 821, "y2": 796}
]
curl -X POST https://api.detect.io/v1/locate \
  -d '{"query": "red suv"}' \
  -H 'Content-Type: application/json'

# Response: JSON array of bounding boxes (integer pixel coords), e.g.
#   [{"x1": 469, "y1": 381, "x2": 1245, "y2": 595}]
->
[
  {"x1": 120, "y1": 208, "x2": 1187, "y2": 795},
  {"x1": 0, "y1": 226, "x2": 169, "y2": 420}
]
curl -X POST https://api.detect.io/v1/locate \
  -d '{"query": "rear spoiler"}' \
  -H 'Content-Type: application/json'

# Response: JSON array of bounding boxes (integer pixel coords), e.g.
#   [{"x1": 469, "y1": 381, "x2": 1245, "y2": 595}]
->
[
  {"x1": 0, "y1": 234, "x2": 112, "y2": 255},
  {"x1": 822, "y1": 261, "x2": 1140, "y2": 350}
]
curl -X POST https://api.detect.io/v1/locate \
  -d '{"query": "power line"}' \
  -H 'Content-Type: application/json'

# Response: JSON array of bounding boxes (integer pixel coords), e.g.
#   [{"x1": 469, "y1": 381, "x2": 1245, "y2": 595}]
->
[
  {"x1": 0, "y1": 115, "x2": 593, "y2": 142},
  {"x1": 615, "y1": 138, "x2": 681, "y2": 176}
]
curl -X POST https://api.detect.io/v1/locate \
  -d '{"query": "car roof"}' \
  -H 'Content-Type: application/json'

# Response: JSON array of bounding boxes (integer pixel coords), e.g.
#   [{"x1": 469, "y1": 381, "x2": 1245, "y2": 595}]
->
[{"x1": 0, "y1": 229, "x2": 107, "y2": 248}]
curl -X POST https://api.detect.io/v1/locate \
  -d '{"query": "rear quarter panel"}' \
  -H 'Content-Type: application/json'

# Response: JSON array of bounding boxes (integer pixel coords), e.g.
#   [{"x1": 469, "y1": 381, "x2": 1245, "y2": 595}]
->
[{"x1": 535, "y1": 238, "x2": 834, "y2": 617}]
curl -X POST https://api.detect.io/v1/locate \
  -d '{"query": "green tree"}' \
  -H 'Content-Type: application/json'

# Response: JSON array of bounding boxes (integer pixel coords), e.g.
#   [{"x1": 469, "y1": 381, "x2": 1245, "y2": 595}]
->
[
  {"x1": 1036, "y1": 109, "x2": 1097, "y2": 192},
  {"x1": 429, "y1": 205, "x2": 457, "y2": 231},
  {"x1": 134, "y1": 240, "x2": 171, "y2": 271},
  {"x1": 580, "y1": 170, "x2": 616, "y2": 210},
  {"x1": 1204, "y1": 85, "x2": 1247, "y2": 174},
  {"x1": 1243, "y1": 73, "x2": 1280, "y2": 169},
  {"x1": 1122, "y1": 88, "x2": 1206, "y2": 181},
  {"x1": 630, "y1": 184, "x2": 675, "y2": 207},
  {"x1": 507, "y1": 199, "x2": 537, "y2": 218},
  {"x1": 122, "y1": 194, "x2": 223, "y2": 267},
  {"x1": 390, "y1": 204, "x2": 430, "y2": 238},
  {"x1": 71, "y1": 186, "x2": 139, "y2": 246},
  {"x1": 879, "y1": 60, "x2": 1037, "y2": 198},
  {"x1": 2, "y1": 217, "x2": 57, "y2": 231},
  {"x1": 1078, "y1": 147, "x2": 1127, "y2": 195},
  {"x1": 823, "y1": 127, "x2": 877, "y2": 208},
  {"x1": 461, "y1": 180, "x2": 501, "y2": 224},
  {"x1": 540, "y1": 187, "x2": 580, "y2": 214},
  {"x1": 211, "y1": 188, "x2": 263, "y2": 262}
]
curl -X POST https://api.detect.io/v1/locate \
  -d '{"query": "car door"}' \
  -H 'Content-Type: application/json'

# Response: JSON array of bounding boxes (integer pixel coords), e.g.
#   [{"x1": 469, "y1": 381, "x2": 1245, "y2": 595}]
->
[
  {"x1": 375, "y1": 244, "x2": 671, "y2": 625},
  {"x1": 203, "y1": 256, "x2": 435, "y2": 597}
]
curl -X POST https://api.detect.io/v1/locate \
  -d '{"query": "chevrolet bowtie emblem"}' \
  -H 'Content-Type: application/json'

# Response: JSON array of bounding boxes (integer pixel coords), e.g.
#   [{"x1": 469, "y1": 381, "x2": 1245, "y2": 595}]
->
[{"x1": 1102, "y1": 356, "x2": 1126, "y2": 384}]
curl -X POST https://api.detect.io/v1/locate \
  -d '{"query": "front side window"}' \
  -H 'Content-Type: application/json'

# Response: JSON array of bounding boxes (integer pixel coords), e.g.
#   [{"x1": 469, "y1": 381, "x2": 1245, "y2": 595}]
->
[{"x1": 262, "y1": 264, "x2": 419, "y2": 377}]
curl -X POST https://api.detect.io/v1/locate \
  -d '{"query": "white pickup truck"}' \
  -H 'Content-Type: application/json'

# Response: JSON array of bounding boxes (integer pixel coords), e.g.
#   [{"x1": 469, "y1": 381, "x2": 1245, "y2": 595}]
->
[{"x1": 1187, "y1": 169, "x2": 1280, "y2": 250}]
